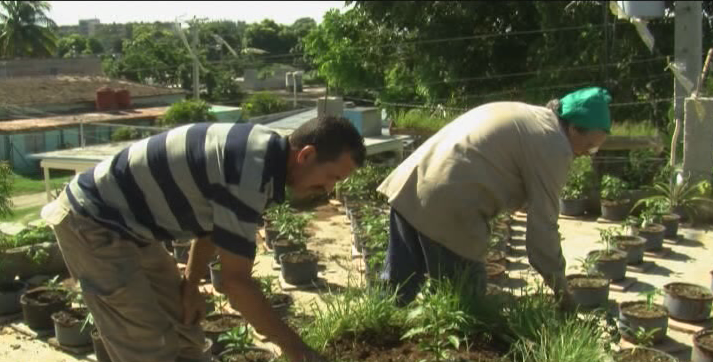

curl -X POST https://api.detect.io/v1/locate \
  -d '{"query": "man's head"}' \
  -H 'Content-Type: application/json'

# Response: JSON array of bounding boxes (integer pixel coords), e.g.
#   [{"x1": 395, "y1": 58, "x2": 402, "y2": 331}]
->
[
  {"x1": 549, "y1": 87, "x2": 611, "y2": 157},
  {"x1": 286, "y1": 115, "x2": 366, "y2": 199}
]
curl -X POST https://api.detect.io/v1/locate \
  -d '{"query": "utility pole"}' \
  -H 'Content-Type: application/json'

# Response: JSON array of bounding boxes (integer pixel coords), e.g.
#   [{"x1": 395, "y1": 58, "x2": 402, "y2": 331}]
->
[
  {"x1": 292, "y1": 72, "x2": 297, "y2": 108},
  {"x1": 192, "y1": 23, "x2": 200, "y2": 100},
  {"x1": 673, "y1": 1, "x2": 702, "y2": 123}
]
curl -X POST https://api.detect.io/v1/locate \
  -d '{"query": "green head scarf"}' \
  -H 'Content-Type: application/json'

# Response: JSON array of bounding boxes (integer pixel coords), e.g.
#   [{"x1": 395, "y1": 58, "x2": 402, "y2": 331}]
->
[{"x1": 558, "y1": 87, "x2": 612, "y2": 133}]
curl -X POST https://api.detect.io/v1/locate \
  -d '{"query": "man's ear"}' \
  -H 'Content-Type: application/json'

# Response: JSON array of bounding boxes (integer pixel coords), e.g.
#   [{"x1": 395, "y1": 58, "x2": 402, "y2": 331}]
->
[{"x1": 296, "y1": 145, "x2": 317, "y2": 164}]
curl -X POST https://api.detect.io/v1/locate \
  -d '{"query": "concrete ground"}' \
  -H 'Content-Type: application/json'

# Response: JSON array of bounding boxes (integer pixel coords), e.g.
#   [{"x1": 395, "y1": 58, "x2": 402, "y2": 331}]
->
[{"x1": 0, "y1": 202, "x2": 711, "y2": 362}]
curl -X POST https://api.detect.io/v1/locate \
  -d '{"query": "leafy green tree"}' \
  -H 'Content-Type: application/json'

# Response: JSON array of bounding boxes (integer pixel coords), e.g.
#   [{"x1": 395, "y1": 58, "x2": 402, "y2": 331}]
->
[
  {"x1": 56, "y1": 34, "x2": 87, "y2": 57},
  {"x1": 85, "y1": 37, "x2": 103, "y2": 55},
  {"x1": 245, "y1": 19, "x2": 295, "y2": 56},
  {"x1": 0, "y1": 161, "x2": 12, "y2": 218},
  {"x1": 0, "y1": 0, "x2": 57, "y2": 58},
  {"x1": 242, "y1": 92, "x2": 289, "y2": 118},
  {"x1": 158, "y1": 99, "x2": 216, "y2": 127}
]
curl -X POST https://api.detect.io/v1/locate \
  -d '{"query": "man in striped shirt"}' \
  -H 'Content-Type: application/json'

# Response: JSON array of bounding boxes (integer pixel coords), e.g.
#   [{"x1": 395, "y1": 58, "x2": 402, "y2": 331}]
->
[{"x1": 42, "y1": 116, "x2": 366, "y2": 362}]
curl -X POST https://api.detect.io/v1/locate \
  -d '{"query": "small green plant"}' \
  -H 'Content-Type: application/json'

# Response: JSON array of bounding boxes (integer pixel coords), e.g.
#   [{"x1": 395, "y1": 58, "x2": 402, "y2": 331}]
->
[
  {"x1": 571, "y1": 254, "x2": 603, "y2": 277},
  {"x1": 600, "y1": 175, "x2": 630, "y2": 201},
  {"x1": 208, "y1": 293, "x2": 228, "y2": 315},
  {"x1": 242, "y1": 92, "x2": 290, "y2": 118},
  {"x1": 623, "y1": 325, "x2": 661, "y2": 347},
  {"x1": 597, "y1": 228, "x2": 618, "y2": 253},
  {"x1": 562, "y1": 157, "x2": 595, "y2": 200},
  {"x1": 81, "y1": 312, "x2": 94, "y2": 333},
  {"x1": 633, "y1": 173, "x2": 713, "y2": 220},
  {"x1": 158, "y1": 99, "x2": 217, "y2": 127},
  {"x1": 335, "y1": 162, "x2": 393, "y2": 202},
  {"x1": 218, "y1": 324, "x2": 254, "y2": 354},
  {"x1": 638, "y1": 289, "x2": 663, "y2": 310},
  {"x1": 43, "y1": 275, "x2": 64, "y2": 293}
]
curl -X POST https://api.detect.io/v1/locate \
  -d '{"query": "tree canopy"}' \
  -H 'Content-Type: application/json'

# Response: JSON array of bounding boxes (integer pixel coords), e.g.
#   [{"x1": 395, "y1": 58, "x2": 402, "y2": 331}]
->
[{"x1": 0, "y1": 0, "x2": 57, "y2": 58}]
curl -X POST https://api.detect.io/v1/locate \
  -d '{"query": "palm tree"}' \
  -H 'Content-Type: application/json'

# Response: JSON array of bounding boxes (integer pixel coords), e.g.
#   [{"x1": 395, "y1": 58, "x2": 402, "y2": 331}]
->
[{"x1": 0, "y1": 1, "x2": 58, "y2": 58}]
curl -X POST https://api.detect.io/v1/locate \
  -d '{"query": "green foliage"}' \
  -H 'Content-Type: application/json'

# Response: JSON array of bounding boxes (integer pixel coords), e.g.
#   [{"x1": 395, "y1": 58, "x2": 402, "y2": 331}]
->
[
  {"x1": 623, "y1": 149, "x2": 665, "y2": 190},
  {"x1": 0, "y1": 224, "x2": 55, "y2": 250},
  {"x1": 391, "y1": 109, "x2": 453, "y2": 133},
  {"x1": 0, "y1": 162, "x2": 13, "y2": 218},
  {"x1": 110, "y1": 127, "x2": 147, "y2": 142},
  {"x1": 611, "y1": 121, "x2": 659, "y2": 138},
  {"x1": 403, "y1": 279, "x2": 478, "y2": 362},
  {"x1": 43, "y1": 275, "x2": 64, "y2": 293},
  {"x1": 303, "y1": 284, "x2": 404, "y2": 351},
  {"x1": 509, "y1": 313, "x2": 611, "y2": 362},
  {"x1": 571, "y1": 254, "x2": 602, "y2": 277},
  {"x1": 623, "y1": 326, "x2": 660, "y2": 348},
  {"x1": 254, "y1": 275, "x2": 277, "y2": 298},
  {"x1": 242, "y1": 92, "x2": 290, "y2": 118},
  {"x1": 218, "y1": 324, "x2": 254, "y2": 354},
  {"x1": 600, "y1": 175, "x2": 629, "y2": 201},
  {"x1": 638, "y1": 289, "x2": 663, "y2": 311},
  {"x1": 597, "y1": 227, "x2": 618, "y2": 253},
  {"x1": 265, "y1": 204, "x2": 312, "y2": 245},
  {"x1": 56, "y1": 34, "x2": 103, "y2": 57},
  {"x1": 562, "y1": 157, "x2": 595, "y2": 200},
  {"x1": 335, "y1": 162, "x2": 393, "y2": 202},
  {"x1": 633, "y1": 174, "x2": 713, "y2": 219},
  {"x1": 158, "y1": 99, "x2": 216, "y2": 127},
  {"x1": 0, "y1": 1, "x2": 57, "y2": 58}
]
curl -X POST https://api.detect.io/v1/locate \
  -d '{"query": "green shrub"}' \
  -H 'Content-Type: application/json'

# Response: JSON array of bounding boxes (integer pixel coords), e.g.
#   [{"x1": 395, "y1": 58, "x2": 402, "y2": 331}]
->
[
  {"x1": 0, "y1": 162, "x2": 12, "y2": 218},
  {"x1": 562, "y1": 157, "x2": 595, "y2": 200},
  {"x1": 391, "y1": 108, "x2": 453, "y2": 133},
  {"x1": 110, "y1": 127, "x2": 143, "y2": 142},
  {"x1": 158, "y1": 99, "x2": 217, "y2": 127},
  {"x1": 242, "y1": 92, "x2": 290, "y2": 118},
  {"x1": 600, "y1": 175, "x2": 629, "y2": 201}
]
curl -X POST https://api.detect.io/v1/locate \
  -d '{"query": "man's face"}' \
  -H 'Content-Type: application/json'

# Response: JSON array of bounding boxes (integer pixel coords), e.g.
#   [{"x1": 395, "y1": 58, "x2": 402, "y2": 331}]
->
[
  {"x1": 287, "y1": 146, "x2": 357, "y2": 199},
  {"x1": 567, "y1": 127, "x2": 607, "y2": 157}
]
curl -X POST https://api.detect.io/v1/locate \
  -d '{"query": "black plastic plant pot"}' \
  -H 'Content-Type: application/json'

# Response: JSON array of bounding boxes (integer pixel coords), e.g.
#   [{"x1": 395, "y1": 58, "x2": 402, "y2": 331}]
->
[
  {"x1": 588, "y1": 249, "x2": 628, "y2": 281},
  {"x1": 639, "y1": 223, "x2": 666, "y2": 251},
  {"x1": 269, "y1": 293, "x2": 293, "y2": 319},
  {"x1": 201, "y1": 314, "x2": 245, "y2": 355},
  {"x1": 693, "y1": 328, "x2": 713, "y2": 362},
  {"x1": 0, "y1": 281, "x2": 27, "y2": 315},
  {"x1": 272, "y1": 240, "x2": 305, "y2": 265},
  {"x1": 566, "y1": 274, "x2": 610, "y2": 309},
  {"x1": 618, "y1": 301, "x2": 669, "y2": 344},
  {"x1": 661, "y1": 214, "x2": 681, "y2": 239},
  {"x1": 663, "y1": 282, "x2": 713, "y2": 322},
  {"x1": 485, "y1": 263, "x2": 507, "y2": 287},
  {"x1": 600, "y1": 200, "x2": 630, "y2": 221},
  {"x1": 613, "y1": 235, "x2": 646, "y2": 265},
  {"x1": 20, "y1": 287, "x2": 69, "y2": 331},
  {"x1": 280, "y1": 251, "x2": 319, "y2": 286},
  {"x1": 172, "y1": 240, "x2": 191, "y2": 264},
  {"x1": 560, "y1": 198, "x2": 586, "y2": 216},
  {"x1": 264, "y1": 226, "x2": 279, "y2": 249},
  {"x1": 209, "y1": 261, "x2": 223, "y2": 293},
  {"x1": 614, "y1": 347, "x2": 678, "y2": 362},
  {"x1": 52, "y1": 308, "x2": 92, "y2": 347},
  {"x1": 91, "y1": 329, "x2": 112, "y2": 362},
  {"x1": 219, "y1": 346, "x2": 275, "y2": 362}
]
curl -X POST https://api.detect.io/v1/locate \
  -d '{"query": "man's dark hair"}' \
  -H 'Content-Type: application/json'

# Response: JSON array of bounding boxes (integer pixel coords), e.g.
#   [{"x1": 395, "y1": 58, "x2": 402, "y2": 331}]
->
[
  {"x1": 546, "y1": 98, "x2": 589, "y2": 134},
  {"x1": 289, "y1": 115, "x2": 366, "y2": 166}
]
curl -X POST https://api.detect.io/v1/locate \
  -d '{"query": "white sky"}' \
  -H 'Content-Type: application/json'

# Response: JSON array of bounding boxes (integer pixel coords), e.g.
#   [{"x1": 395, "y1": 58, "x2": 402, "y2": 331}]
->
[{"x1": 48, "y1": 1, "x2": 347, "y2": 26}]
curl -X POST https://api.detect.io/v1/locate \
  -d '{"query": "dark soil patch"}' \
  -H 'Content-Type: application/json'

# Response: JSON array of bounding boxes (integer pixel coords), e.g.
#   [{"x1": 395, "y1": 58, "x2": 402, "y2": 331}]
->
[
  {"x1": 640, "y1": 224, "x2": 665, "y2": 233},
  {"x1": 23, "y1": 290, "x2": 67, "y2": 306},
  {"x1": 621, "y1": 302, "x2": 667, "y2": 319},
  {"x1": 325, "y1": 332, "x2": 502, "y2": 362},
  {"x1": 666, "y1": 283, "x2": 713, "y2": 300},
  {"x1": 52, "y1": 308, "x2": 88, "y2": 327},
  {"x1": 221, "y1": 349, "x2": 274, "y2": 362},
  {"x1": 282, "y1": 251, "x2": 318, "y2": 263},
  {"x1": 614, "y1": 348, "x2": 674, "y2": 362},
  {"x1": 591, "y1": 250, "x2": 626, "y2": 262},
  {"x1": 568, "y1": 276, "x2": 608, "y2": 288},
  {"x1": 201, "y1": 314, "x2": 244, "y2": 333}
]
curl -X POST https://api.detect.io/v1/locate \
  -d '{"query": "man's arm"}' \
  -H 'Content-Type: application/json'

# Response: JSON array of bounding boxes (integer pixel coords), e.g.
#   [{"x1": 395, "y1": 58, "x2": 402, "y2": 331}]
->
[
  {"x1": 216, "y1": 246, "x2": 325, "y2": 362},
  {"x1": 181, "y1": 236, "x2": 216, "y2": 325}
]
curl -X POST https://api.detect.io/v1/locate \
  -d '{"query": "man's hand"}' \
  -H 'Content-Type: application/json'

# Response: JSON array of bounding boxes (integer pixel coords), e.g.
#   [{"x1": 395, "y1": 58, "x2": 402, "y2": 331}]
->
[
  {"x1": 181, "y1": 278, "x2": 206, "y2": 325},
  {"x1": 557, "y1": 288, "x2": 576, "y2": 314}
]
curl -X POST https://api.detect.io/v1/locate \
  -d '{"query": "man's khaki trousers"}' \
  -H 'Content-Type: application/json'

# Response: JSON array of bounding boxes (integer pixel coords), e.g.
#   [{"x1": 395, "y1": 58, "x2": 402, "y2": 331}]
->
[{"x1": 43, "y1": 192, "x2": 206, "y2": 362}]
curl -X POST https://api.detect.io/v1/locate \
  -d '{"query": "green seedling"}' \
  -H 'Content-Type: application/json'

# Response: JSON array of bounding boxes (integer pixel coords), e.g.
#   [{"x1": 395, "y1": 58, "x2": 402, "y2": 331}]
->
[
  {"x1": 624, "y1": 325, "x2": 660, "y2": 348},
  {"x1": 571, "y1": 254, "x2": 602, "y2": 277},
  {"x1": 638, "y1": 289, "x2": 663, "y2": 311},
  {"x1": 218, "y1": 324, "x2": 254, "y2": 354}
]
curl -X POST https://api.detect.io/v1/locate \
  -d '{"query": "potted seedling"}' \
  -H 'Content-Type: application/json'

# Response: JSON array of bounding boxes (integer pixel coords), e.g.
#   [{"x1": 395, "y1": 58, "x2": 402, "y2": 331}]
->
[
  {"x1": 566, "y1": 254, "x2": 610, "y2": 308},
  {"x1": 254, "y1": 275, "x2": 292, "y2": 318},
  {"x1": 614, "y1": 346, "x2": 678, "y2": 362},
  {"x1": 634, "y1": 173, "x2": 713, "y2": 226},
  {"x1": 612, "y1": 226, "x2": 646, "y2": 265},
  {"x1": 694, "y1": 328, "x2": 713, "y2": 362},
  {"x1": 619, "y1": 289, "x2": 669, "y2": 344},
  {"x1": 663, "y1": 282, "x2": 713, "y2": 322},
  {"x1": 280, "y1": 250, "x2": 319, "y2": 286},
  {"x1": 263, "y1": 204, "x2": 291, "y2": 249},
  {"x1": 52, "y1": 290, "x2": 92, "y2": 347},
  {"x1": 635, "y1": 210, "x2": 666, "y2": 251},
  {"x1": 486, "y1": 263, "x2": 507, "y2": 287},
  {"x1": 0, "y1": 225, "x2": 67, "y2": 279},
  {"x1": 201, "y1": 293, "x2": 245, "y2": 355},
  {"x1": 172, "y1": 239, "x2": 192, "y2": 264},
  {"x1": 600, "y1": 175, "x2": 631, "y2": 221},
  {"x1": 217, "y1": 324, "x2": 274, "y2": 362},
  {"x1": 272, "y1": 212, "x2": 311, "y2": 265},
  {"x1": 560, "y1": 157, "x2": 593, "y2": 216},
  {"x1": 20, "y1": 275, "x2": 70, "y2": 331},
  {"x1": 587, "y1": 228, "x2": 627, "y2": 281}
]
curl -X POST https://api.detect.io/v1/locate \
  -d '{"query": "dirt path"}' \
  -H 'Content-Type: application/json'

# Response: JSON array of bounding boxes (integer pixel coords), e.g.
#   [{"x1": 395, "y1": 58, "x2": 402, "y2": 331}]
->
[{"x1": 11, "y1": 192, "x2": 49, "y2": 210}]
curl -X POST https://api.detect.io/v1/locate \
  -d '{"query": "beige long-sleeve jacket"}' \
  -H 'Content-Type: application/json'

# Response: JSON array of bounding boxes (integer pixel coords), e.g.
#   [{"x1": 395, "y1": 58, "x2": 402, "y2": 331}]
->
[{"x1": 378, "y1": 102, "x2": 573, "y2": 289}]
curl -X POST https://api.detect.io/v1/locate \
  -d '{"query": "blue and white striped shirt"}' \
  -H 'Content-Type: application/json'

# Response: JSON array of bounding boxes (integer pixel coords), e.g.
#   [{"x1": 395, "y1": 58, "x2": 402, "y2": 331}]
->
[{"x1": 66, "y1": 123, "x2": 287, "y2": 259}]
